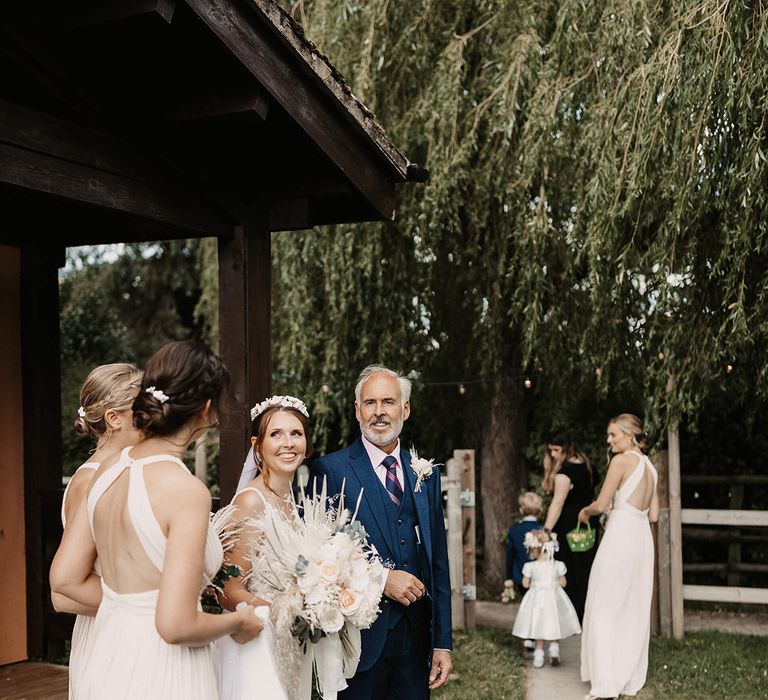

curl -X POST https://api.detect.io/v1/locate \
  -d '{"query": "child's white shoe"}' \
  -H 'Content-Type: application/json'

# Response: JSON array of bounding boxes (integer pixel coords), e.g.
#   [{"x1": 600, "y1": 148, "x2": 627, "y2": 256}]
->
[
  {"x1": 548, "y1": 642, "x2": 560, "y2": 666},
  {"x1": 532, "y1": 649, "x2": 545, "y2": 668}
]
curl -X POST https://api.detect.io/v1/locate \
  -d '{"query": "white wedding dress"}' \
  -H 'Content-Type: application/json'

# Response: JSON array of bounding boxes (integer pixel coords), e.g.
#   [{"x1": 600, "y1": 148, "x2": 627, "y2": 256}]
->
[
  {"x1": 214, "y1": 486, "x2": 288, "y2": 700},
  {"x1": 75, "y1": 447, "x2": 223, "y2": 699},
  {"x1": 61, "y1": 462, "x2": 100, "y2": 699},
  {"x1": 580, "y1": 450, "x2": 657, "y2": 697}
]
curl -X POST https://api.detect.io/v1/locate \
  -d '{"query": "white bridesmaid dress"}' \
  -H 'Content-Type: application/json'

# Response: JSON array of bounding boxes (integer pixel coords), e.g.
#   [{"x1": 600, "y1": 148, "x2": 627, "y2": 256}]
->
[
  {"x1": 75, "y1": 447, "x2": 223, "y2": 699},
  {"x1": 580, "y1": 450, "x2": 658, "y2": 698},
  {"x1": 61, "y1": 462, "x2": 100, "y2": 699}
]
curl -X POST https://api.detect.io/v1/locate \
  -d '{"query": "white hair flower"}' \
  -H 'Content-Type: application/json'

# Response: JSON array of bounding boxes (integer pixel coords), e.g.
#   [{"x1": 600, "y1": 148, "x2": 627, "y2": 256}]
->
[
  {"x1": 77, "y1": 406, "x2": 86, "y2": 418},
  {"x1": 250, "y1": 395, "x2": 309, "y2": 421},
  {"x1": 146, "y1": 386, "x2": 170, "y2": 403}
]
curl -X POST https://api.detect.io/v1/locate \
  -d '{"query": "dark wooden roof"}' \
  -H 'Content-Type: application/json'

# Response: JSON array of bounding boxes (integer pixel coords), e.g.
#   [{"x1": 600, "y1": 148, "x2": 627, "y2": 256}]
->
[{"x1": 0, "y1": 0, "x2": 418, "y2": 245}]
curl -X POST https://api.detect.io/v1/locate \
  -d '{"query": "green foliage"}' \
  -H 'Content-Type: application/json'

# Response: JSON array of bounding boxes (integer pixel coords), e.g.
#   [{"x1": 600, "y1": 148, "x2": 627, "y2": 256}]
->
[
  {"x1": 59, "y1": 241, "x2": 208, "y2": 474},
  {"x1": 270, "y1": 0, "x2": 768, "y2": 456}
]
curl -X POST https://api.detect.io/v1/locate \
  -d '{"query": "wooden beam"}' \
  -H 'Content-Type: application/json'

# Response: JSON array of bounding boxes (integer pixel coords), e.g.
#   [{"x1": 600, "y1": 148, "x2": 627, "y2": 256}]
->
[
  {"x1": 667, "y1": 427, "x2": 685, "y2": 639},
  {"x1": 63, "y1": 0, "x2": 176, "y2": 30},
  {"x1": 217, "y1": 224, "x2": 271, "y2": 504},
  {"x1": 681, "y1": 509, "x2": 768, "y2": 527},
  {"x1": 683, "y1": 585, "x2": 768, "y2": 605},
  {"x1": 0, "y1": 99, "x2": 233, "y2": 237},
  {"x1": 682, "y1": 475, "x2": 768, "y2": 485},
  {"x1": 165, "y1": 87, "x2": 270, "y2": 122},
  {"x1": 184, "y1": 0, "x2": 398, "y2": 221}
]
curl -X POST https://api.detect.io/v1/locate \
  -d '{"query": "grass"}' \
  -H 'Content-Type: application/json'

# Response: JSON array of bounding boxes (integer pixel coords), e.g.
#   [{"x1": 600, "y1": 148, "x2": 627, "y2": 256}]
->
[
  {"x1": 433, "y1": 627, "x2": 526, "y2": 700},
  {"x1": 639, "y1": 631, "x2": 768, "y2": 699}
]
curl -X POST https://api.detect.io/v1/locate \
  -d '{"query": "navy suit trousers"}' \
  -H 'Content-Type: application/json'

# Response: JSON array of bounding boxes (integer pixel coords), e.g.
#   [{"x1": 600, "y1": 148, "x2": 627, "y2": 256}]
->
[{"x1": 340, "y1": 613, "x2": 431, "y2": 700}]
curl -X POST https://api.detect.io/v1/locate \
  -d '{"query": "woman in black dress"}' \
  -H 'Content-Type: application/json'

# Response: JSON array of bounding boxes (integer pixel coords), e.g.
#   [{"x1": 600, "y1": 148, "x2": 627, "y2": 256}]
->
[{"x1": 542, "y1": 430, "x2": 599, "y2": 622}]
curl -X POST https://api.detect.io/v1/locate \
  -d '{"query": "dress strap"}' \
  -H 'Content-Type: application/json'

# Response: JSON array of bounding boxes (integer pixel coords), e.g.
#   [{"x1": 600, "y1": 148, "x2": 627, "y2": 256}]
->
[
  {"x1": 127, "y1": 454, "x2": 190, "y2": 571},
  {"x1": 61, "y1": 462, "x2": 100, "y2": 527},
  {"x1": 86, "y1": 448, "x2": 133, "y2": 535}
]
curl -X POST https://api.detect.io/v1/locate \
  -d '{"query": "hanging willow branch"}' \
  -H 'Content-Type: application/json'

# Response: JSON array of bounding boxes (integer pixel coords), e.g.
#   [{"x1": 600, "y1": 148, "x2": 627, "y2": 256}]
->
[{"x1": 265, "y1": 0, "x2": 768, "y2": 445}]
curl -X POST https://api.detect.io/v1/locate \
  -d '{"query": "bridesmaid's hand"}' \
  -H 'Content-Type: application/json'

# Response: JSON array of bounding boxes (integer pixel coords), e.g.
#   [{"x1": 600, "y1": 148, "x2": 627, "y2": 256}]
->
[
  {"x1": 578, "y1": 507, "x2": 590, "y2": 524},
  {"x1": 231, "y1": 604, "x2": 264, "y2": 644}
]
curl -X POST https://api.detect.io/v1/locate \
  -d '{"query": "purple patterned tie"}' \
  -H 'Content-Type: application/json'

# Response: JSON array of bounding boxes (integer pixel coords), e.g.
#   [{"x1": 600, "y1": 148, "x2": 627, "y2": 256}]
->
[{"x1": 382, "y1": 455, "x2": 403, "y2": 507}]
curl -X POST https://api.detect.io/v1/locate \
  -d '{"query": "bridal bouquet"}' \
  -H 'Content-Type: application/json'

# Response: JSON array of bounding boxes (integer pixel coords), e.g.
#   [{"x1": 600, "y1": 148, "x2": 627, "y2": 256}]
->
[{"x1": 247, "y1": 478, "x2": 387, "y2": 700}]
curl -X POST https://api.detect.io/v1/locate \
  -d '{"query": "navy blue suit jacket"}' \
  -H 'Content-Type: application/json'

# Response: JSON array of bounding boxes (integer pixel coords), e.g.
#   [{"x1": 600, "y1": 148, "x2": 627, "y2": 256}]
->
[
  {"x1": 310, "y1": 438, "x2": 452, "y2": 671},
  {"x1": 506, "y1": 519, "x2": 540, "y2": 585}
]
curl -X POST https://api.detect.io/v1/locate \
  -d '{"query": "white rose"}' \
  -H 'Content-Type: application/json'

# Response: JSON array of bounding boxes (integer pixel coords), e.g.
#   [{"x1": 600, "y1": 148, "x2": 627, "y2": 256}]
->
[
  {"x1": 317, "y1": 604, "x2": 344, "y2": 633},
  {"x1": 318, "y1": 559, "x2": 340, "y2": 582},
  {"x1": 338, "y1": 588, "x2": 362, "y2": 615}
]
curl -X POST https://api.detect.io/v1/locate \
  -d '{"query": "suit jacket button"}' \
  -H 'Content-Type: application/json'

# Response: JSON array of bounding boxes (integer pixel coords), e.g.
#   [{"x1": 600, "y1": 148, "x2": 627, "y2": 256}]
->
[
  {"x1": 397, "y1": 519, "x2": 403, "y2": 525},
  {"x1": 400, "y1": 539, "x2": 406, "y2": 545},
  {"x1": 383, "y1": 599, "x2": 389, "y2": 605}
]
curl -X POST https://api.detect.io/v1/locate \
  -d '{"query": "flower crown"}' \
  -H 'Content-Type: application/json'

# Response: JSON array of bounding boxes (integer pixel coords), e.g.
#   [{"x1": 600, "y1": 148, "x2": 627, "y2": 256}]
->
[{"x1": 250, "y1": 395, "x2": 309, "y2": 421}]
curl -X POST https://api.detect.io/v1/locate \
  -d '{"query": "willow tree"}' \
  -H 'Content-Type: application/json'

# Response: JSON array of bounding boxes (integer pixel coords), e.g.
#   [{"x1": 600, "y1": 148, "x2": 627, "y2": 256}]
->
[{"x1": 267, "y1": 0, "x2": 768, "y2": 587}]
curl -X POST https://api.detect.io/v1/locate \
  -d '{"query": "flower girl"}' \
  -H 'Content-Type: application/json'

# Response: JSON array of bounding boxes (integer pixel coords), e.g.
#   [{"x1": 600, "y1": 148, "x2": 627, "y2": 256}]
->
[{"x1": 511, "y1": 529, "x2": 581, "y2": 668}]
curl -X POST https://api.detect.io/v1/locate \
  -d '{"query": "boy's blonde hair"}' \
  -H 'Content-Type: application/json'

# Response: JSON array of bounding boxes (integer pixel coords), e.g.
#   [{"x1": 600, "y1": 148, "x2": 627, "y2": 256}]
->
[{"x1": 518, "y1": 491, "x2": 543, "y2": 516}]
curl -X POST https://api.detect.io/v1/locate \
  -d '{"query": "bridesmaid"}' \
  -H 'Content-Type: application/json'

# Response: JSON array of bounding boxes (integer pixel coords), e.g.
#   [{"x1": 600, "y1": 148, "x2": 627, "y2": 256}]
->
[
  {"x1": 54, "y1": 362, "x2": 142, "y2": 698},
  {"x1": 51, "y1": 340, "x2": 263, "y2": 699},
  {"x1": 579, "y1": 414, "x2": 659, "y2": 700}
]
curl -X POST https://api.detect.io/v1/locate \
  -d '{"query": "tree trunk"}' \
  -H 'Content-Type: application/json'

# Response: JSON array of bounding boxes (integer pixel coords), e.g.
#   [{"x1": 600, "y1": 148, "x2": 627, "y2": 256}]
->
[{"x1": 480, "y1": 378, "x2": 528, "y2": 592}]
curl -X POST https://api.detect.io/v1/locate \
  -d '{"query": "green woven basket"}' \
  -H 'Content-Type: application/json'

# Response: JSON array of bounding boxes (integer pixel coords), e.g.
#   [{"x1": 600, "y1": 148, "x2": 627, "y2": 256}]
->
[{"x1": 566, "y1": 520, "x2": 596, "y2": 553}]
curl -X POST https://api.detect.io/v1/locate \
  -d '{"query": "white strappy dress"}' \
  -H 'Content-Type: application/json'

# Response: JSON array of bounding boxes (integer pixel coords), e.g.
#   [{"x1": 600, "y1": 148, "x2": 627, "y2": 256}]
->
[
  {"x1": 213, "y1": 486, "x2": 288, "y2": 700},
  {"x1": 75, "y1": 448, "x2": 223, "y2": 700},
  {"x1": 61, "y1": 462, "x2": 100, "y2": 699},
  {"x1": 580, "y1": 451, "x2": 658, "y2": 698}
]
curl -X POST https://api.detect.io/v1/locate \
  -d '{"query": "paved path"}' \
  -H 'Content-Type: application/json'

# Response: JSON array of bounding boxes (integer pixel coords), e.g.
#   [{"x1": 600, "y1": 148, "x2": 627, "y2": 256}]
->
[
  {"x1": 476, "y1": 601, "x2": 589, "y2": 699},
  {"x1": 476, "y1": 600, "x2": 768, "y2": 700}
]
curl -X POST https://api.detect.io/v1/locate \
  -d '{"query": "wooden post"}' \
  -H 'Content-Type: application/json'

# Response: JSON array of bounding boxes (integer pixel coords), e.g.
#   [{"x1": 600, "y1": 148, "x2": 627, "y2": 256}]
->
[
  {"x1": 654, "y1": 450, "x2": 672, "y2": 637},
  {"x1": 667, "y1": 428, "x2": 684, "y2": 639},
  {"x1": 727, "y1": 484, "x2": 743, "y2": 587},
  {"x1": 445, "y1": 458, "x2": 465, "y2": 629},
  {"x1": 456, "y1": 449, "x2": 476, "y2": 630},
  {"x1": 218, "y1": 224, "x2": 271, "y2": 504}
]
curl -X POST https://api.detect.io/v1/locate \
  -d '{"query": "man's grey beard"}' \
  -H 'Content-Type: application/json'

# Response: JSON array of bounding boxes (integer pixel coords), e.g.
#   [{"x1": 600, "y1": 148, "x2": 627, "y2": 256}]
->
[{"x1": 360, "y1": 415, "x2": 403, "y2": 447}]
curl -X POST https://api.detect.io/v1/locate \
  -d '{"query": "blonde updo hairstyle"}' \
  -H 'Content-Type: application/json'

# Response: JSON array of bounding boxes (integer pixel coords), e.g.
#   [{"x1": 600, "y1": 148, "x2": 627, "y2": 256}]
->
[
  {"x1": 74, "y1": 363, "x2": 143, "y2": 448},
  {"x1": 250, "y1": 405, "x2": 312, "y2": 493},
  {"x1": 609, "y1": 413, "x2": 650, "y2": 452}
]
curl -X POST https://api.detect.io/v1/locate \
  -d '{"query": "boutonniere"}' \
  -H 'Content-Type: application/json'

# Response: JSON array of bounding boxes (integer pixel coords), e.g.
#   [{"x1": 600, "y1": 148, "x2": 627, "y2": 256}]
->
[{"x1": 409, "y1": 446, "x2": 440, "y2": 492}]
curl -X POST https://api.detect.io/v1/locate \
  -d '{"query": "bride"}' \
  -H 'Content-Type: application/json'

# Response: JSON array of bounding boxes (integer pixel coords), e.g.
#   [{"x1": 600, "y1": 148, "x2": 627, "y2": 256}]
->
[{"x1": 215, "y1": 395, "x2": 312, "y2": 700}]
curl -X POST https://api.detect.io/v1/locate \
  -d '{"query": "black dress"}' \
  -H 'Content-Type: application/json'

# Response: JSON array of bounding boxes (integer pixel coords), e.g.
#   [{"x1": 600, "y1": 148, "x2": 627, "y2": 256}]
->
[{"x1": 551, "y1": 461, "x2": 599, "y2": 623}]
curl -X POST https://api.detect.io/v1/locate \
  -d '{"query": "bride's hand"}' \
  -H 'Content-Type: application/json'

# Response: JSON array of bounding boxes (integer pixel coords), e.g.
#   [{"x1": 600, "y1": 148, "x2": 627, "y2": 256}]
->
[{"x1": 231, "y1": 604, "x2": 264, "y2": 644}]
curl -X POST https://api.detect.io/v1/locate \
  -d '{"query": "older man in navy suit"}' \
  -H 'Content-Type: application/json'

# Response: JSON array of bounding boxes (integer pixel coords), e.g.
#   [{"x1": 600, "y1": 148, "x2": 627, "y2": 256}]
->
[{"x1": 310, "y1": 364, "x2": 452, "y2": 699}]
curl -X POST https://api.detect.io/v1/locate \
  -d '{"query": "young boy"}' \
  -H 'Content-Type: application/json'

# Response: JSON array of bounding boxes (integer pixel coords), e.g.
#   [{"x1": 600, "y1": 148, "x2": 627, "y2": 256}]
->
[{"x1": 506, "y1": 491, "x2": 544, "y2": 652}]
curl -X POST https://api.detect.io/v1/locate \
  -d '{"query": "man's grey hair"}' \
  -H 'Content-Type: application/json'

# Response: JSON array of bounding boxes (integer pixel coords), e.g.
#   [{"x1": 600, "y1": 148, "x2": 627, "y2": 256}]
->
[{"x1": 354, "y1": 364, "x2": 412, "y2": 407}]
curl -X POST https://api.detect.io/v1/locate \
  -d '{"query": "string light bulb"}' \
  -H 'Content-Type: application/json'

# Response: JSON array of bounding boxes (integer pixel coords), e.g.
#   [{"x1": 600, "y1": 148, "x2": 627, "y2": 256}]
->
[
  {"x1": 595, "y1": 367, "x2": 603, "y2": 379},
  {"x1": 458, "y1": 383, "x2": 466, "y2": 395},
  {"x1": 523, "y1": 377, "x2": 533, "y2": 389},
  {"x1": 658, "y1": 352, "x2": 665, "y2": 361},
  {"x1": 321, "y1": 384, "x2": 331, "y2": 393},
  {"x1": 725, "y1": 363, "x2": 734, "y2": 374}
]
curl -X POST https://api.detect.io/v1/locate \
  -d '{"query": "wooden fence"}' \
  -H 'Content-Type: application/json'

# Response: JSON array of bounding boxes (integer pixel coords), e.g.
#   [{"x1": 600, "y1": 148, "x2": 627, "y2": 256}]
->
[
  {"x1": 443, "y1": 449, "x2": 476, "y2": 630},
  {"x1": 655, "y1": 429, "x2": 768, "y2": 639}
]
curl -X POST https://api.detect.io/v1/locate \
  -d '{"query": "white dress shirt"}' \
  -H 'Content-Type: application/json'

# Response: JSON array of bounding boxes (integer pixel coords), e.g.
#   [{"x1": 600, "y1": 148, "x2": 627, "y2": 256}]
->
[{"x1": 361, "y1": 435, "x2": 404, "y2": 492}]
